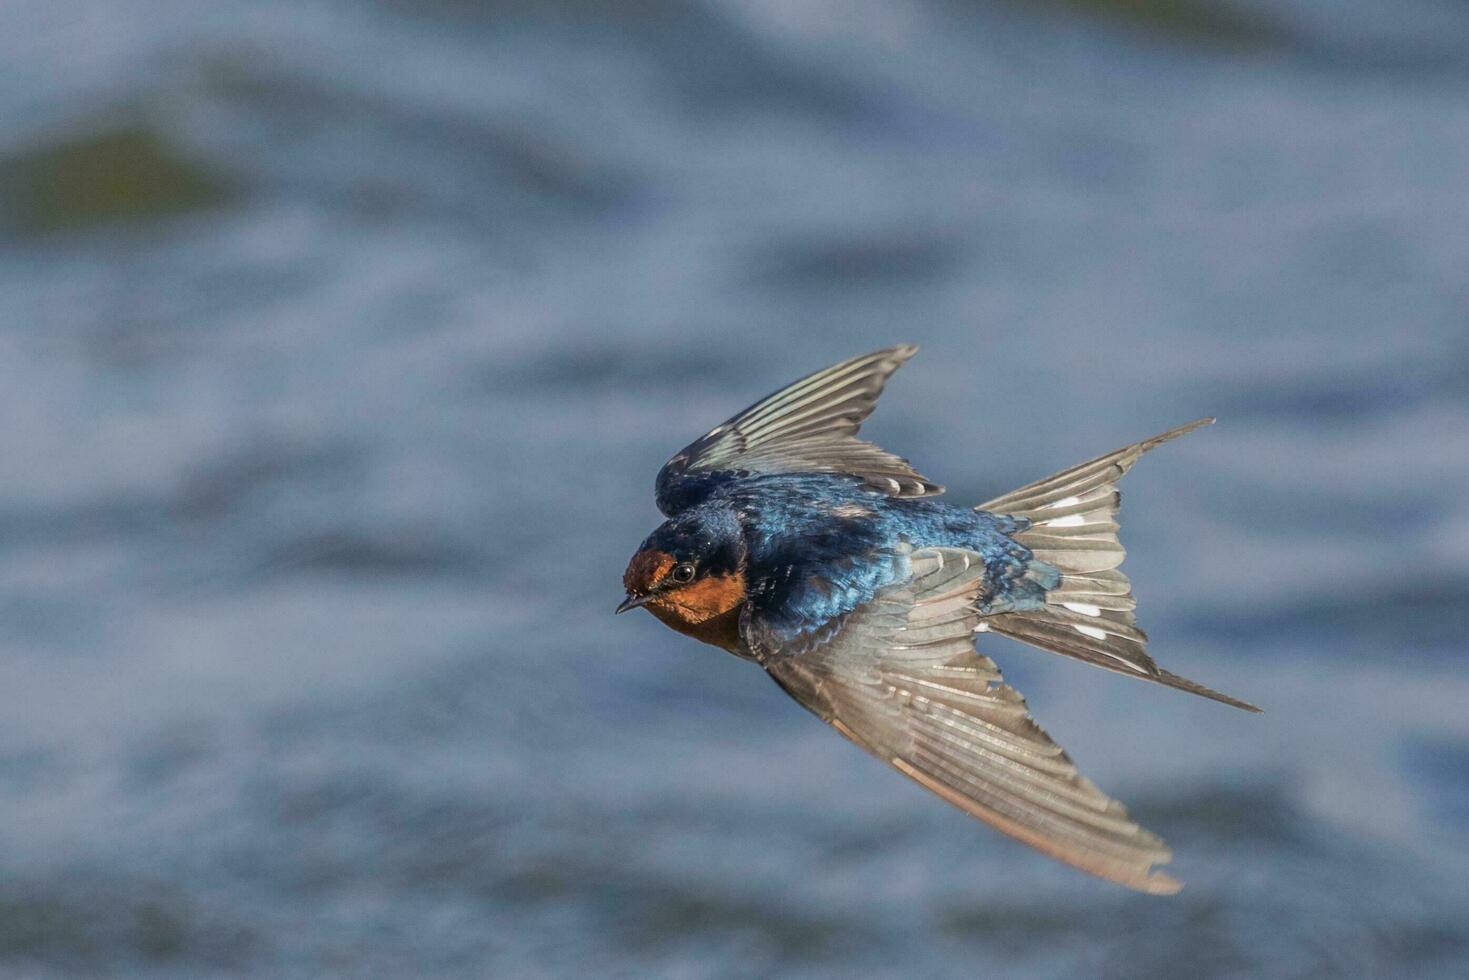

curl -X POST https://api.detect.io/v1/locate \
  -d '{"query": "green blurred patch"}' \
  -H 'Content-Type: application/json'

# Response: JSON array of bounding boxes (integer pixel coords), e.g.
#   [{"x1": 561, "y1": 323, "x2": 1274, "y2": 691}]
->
[
  {"x1": 1007, "y1": 0, "x2": 1286, "y2": 47},
  {"x1": 0, "y1": 125, "x2": 232, "y2": 236}
]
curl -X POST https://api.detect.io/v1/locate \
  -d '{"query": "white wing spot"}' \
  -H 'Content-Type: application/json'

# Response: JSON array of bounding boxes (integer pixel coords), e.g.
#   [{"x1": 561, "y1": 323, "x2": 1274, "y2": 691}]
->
[
  {"x1": 1046, "y1": 495, "x2": 1082, "y2": 509},
  {"x1": 1063, "y1": 602, "x2": 1102, "y2": 617},
  {"x1": 973, "y1": 621, "x2": 991, "y2": 633},
  {"x1": 1073, "y1": 623, "x2": 1108, "y2": 641},
  {"x1": 1047, "y1": 514, "x2": 1087, "y2": 527}
]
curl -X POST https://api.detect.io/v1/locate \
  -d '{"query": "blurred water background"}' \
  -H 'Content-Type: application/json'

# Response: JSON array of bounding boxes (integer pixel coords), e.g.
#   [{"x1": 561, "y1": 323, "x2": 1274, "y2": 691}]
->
[{"x1": 2, "y1": 1, "x2": 1468, "y2": 977}]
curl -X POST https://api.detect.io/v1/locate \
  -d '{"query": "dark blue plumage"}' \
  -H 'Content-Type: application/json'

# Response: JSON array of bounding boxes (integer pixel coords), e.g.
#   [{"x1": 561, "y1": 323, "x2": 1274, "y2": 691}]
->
[
  {"x1": 618, "y1": 345, "x2": 1255, "y2": 894},
  {"x1": 663, "y1": 474, "x2": 1048, "y2": 643}
]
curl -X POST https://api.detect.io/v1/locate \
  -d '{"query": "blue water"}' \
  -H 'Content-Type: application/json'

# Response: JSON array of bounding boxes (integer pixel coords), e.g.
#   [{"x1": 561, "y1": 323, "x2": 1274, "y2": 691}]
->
[{"x1": 2, "y1": 1, "x2": 1468, "y2": 976}]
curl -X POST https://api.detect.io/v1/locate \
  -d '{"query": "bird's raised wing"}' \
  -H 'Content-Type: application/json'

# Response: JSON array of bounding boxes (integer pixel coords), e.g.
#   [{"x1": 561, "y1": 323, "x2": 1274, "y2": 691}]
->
[
  {"x1": 745, "y1": 547, "x2": 1181, "y2": 894},
  {"x1": 655, "y1": 345, "x2": 941, "y2": 515}
]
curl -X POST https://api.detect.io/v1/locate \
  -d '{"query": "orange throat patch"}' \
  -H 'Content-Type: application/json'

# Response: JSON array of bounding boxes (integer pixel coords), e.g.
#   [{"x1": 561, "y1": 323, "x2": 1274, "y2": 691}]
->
[{"x1": 646, "y1": 571, "x2": 747, "y2": 652}]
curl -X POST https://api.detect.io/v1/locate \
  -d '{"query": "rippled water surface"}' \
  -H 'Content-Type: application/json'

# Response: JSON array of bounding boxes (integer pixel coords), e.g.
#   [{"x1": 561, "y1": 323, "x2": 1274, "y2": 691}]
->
[{"x1": 3, "y1": 1, "x2": 1468, "y2": 977}]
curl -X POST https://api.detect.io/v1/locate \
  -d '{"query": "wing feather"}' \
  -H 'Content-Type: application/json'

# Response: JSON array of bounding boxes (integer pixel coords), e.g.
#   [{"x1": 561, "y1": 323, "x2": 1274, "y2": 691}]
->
[
  {"x1": 750, "y1": 547, "x2": 1181, "y2": 895},
  {"x1": 655, "y1": 346, "x2": 941, "y2": 515}
]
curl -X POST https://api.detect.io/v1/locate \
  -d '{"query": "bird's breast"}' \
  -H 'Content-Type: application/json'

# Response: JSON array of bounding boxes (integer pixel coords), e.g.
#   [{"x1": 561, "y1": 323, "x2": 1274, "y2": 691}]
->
[{"x1": 648, "y1": 602, "x2": 744, "y2": 652}]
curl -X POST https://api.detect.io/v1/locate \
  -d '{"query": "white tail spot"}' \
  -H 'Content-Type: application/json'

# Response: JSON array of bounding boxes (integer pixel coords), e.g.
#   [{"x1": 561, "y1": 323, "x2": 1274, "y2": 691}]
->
[
  {"x1": 1063, "y1": 602, "x2": 1102, "y2": 617},
  {"x1": 1047, "y1": 514, "x2": 1087, "y2": 527},
  {"x1": 1073, "y1": 623, "x2": 1108, "y2": 641},
  {"x1": 974, "y1": 621, "x2": 991, "y2": 633},
  {"x1": 1046, "y1": 496, "x2": 1082, "y2": 509}
]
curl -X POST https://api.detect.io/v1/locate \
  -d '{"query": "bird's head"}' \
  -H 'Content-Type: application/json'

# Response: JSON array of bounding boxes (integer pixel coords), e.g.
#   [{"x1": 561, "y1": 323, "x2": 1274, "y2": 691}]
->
[{"x1": 618, "y1": 509, "x2": 746, "y2": 626}]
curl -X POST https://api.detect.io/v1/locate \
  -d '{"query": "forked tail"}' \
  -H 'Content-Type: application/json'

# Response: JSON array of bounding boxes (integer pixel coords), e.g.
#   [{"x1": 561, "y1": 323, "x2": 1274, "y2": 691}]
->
[{"x1": 978, "y1": 419, "x2": 1260, "y2": 712}]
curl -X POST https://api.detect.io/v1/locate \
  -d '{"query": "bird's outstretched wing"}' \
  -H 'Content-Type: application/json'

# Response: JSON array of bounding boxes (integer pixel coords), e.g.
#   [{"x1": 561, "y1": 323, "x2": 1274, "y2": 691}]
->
[
  {"x1": 655, "y1": 345, "x2": 941, "y2": 515},
  {"x1": 745, "y1": 547, "x2": 1181, "y2": 894}
]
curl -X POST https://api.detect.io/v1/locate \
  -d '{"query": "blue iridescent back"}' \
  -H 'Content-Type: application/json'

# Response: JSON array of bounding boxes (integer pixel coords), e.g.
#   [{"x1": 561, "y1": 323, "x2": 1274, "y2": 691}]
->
[{"x1": 697, "y1": 474, "x2": 1047, "y2": 643}]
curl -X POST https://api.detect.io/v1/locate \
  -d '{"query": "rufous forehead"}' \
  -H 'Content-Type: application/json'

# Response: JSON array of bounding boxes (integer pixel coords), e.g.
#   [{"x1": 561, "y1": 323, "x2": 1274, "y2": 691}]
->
[{"x1": 624, "y1": 548, "x2": 676, "y2": 594}]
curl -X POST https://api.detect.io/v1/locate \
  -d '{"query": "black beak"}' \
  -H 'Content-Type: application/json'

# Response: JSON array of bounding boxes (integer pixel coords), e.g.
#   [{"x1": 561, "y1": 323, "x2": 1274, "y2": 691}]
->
[{"x1": 615, "y1": 593, "x2": 650, "y2": 614}]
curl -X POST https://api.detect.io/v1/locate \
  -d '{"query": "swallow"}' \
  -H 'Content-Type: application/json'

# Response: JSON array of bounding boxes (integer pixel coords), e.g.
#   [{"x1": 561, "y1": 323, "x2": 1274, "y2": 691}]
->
[{"x1": 619, "y1": 345, "x2": 1257, "y2": 894}]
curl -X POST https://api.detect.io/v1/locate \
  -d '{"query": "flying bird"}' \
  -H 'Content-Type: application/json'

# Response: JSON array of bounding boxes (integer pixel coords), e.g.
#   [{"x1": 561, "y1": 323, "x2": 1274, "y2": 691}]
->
[{"x1": 618, "y1": 345, "x2": 1257, "y2": 893}]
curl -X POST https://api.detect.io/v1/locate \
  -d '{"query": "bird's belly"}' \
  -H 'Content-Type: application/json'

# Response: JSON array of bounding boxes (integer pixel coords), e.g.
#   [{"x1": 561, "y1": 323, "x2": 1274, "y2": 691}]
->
[{"x1": 649, "y1": 603, "x2": 744, "y2": 653}]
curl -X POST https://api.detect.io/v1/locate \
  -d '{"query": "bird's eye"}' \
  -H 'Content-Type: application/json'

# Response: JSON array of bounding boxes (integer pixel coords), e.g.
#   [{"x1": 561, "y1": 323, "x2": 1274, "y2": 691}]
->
[{"x1": 670, "y1": 563, "x2": 696, "y2": 584}]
